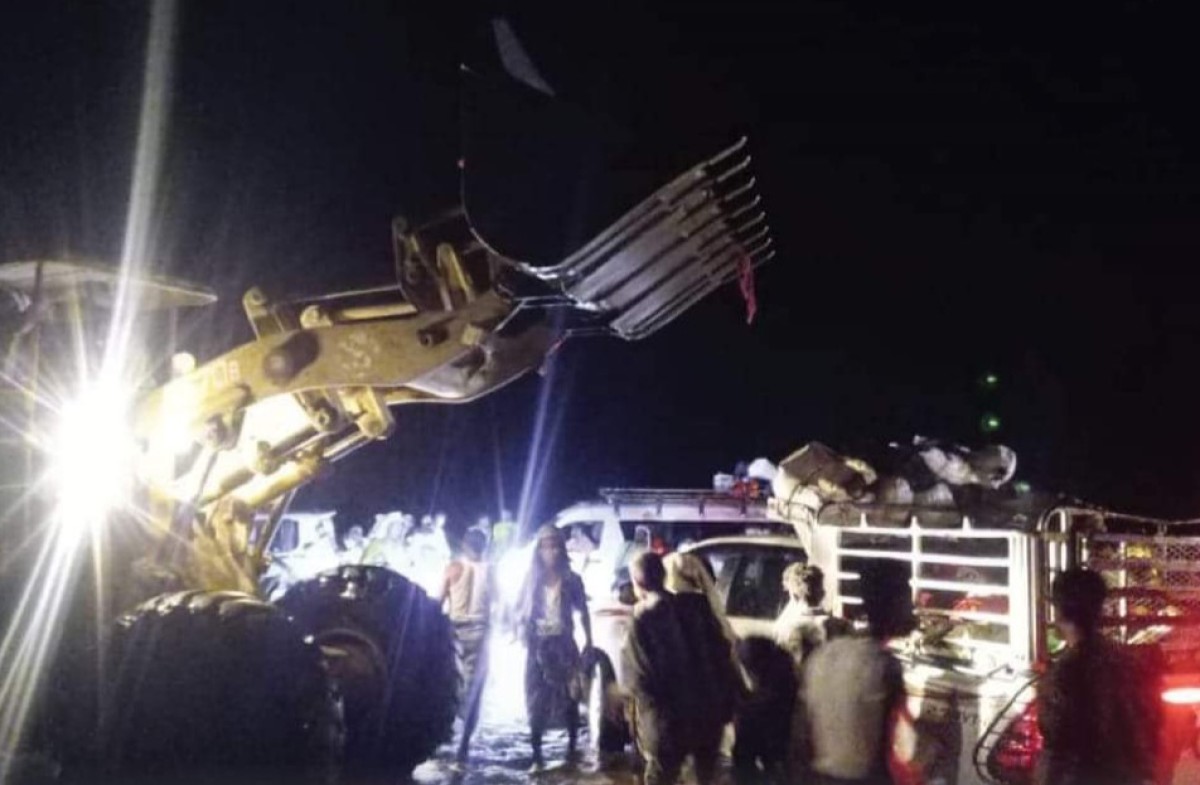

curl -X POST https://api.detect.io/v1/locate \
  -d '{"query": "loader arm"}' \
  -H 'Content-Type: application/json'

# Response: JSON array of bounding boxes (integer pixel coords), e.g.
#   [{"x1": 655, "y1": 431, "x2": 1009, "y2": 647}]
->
[{"x1": 132, "y1": 139, "x2": 772, "y2": 592}]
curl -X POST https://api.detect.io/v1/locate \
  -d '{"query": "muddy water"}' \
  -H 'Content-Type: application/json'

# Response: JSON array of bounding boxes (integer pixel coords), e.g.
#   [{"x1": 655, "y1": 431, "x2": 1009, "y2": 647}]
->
[
  {"x1": 413, "y1": 638, "x2": 643, "y2": 785},
  {"x1": 414, "y1": 721, "x2": 642, "y2": 785}
]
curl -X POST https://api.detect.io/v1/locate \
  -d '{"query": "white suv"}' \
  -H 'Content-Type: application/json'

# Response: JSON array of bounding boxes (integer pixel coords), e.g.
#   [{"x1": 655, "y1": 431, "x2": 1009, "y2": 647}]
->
[
  {"x1": 553, "y1": 487, "x2": 785, "y2": 605},
  {"x1": 579, "y1": 530, "x2": 805, "y2": 754}
]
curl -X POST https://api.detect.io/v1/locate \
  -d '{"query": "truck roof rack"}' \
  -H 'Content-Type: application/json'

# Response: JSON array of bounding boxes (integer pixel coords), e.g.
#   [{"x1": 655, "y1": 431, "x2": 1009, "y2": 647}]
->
[
  {"x1": 596, "y1": 487, "x2": 767, "y2": 518},
  {"x1": 771, "y1": 495, "x2": 1086, "y2": 534},
  {"x1": 773, "y1": 495, "x2": 1200, "y2": 537}
]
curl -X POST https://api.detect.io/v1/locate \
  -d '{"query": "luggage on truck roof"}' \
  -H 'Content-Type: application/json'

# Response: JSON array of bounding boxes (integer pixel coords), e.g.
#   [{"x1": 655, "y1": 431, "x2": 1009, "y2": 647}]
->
[
  {"x1": 769, "y1": 439, "x2": 1068, "y2": 533},
  {"x1": 770, "y1": 489, "x2": 1084, "y2": 533},
  {"x1": 815, "y1": 489, "x2": 1071, "y2": 532}
]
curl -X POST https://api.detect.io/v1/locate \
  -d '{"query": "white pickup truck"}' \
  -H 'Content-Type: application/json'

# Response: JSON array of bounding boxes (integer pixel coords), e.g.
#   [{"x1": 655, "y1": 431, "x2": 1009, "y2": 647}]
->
[{"x1": 768, "y1": 495, "x2": 1200, "y2": 785}]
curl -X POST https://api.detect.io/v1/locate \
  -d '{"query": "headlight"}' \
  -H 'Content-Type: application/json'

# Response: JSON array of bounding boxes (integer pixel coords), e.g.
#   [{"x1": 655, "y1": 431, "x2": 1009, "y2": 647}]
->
[{"x1": 49, "y1": 381, "x2": 136, "y2": 529}]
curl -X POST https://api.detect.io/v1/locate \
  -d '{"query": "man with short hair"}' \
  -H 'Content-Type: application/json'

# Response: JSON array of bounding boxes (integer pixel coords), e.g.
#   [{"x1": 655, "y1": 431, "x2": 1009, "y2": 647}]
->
[
  {"x1": 775, "y1": 563, "x2": 851, "y2": 664},
  {"x1": 1036, "y1": 568, "x2": 1161, "y2": 785},
  {"x1": 622, "y1": 552, "x2": 738, "y2": 785},
  {"x1": 803, "y1": 560, "x2": 915, "y2": 785}
]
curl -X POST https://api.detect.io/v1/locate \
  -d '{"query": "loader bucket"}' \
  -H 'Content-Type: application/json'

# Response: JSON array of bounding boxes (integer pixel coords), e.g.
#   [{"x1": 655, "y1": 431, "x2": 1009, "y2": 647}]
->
[{"x1": 514, "y1": 137, "x2": 774, "y2": 340}]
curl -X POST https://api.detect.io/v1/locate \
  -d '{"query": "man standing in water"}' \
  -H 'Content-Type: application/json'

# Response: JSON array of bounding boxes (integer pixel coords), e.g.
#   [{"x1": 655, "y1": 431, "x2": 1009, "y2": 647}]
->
[
  {"x1": 518, "y1": 525, "x2": 592, "y2": 773},
  {"x1": 439, "y1": 528, "x2": 494, "y2": 771}
]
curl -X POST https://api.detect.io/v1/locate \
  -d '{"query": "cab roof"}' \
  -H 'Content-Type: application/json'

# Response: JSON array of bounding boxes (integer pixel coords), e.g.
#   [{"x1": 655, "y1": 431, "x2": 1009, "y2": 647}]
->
[{"x1": 683, "y1": 534, "x2": 805, "y2": 551}]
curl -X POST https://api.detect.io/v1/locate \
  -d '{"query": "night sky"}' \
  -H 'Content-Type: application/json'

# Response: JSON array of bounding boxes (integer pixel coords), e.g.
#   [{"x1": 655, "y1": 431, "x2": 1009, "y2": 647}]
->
[{"x1": 3, "y1": 3, "x2": 1198, "y2": 530}]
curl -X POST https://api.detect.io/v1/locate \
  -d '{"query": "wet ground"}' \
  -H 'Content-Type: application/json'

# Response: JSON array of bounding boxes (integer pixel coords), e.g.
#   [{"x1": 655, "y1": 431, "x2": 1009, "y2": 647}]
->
[
  {"x1": 413, "y1": 640, "x2": 1200, "y2": 785},
  {"x1": 413, "y1": 639, "x2": 644, "y2": 785},
  {"x1": 415, "y1": 722, "x2": 641, "y2": 785}
]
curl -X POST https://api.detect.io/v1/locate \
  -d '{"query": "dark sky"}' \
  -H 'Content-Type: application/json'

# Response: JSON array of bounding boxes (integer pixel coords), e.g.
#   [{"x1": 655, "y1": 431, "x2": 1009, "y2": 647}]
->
[{"x1": 3, "y1": 2, "x2": 1199, "y2": 528}]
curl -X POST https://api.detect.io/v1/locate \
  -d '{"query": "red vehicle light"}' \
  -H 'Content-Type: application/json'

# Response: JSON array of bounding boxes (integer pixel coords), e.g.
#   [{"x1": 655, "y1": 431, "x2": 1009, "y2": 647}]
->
[
  {"x1": 1162, "y1": 686, "x2": 1200, "y2": 705},
  {"x1": 988, "y1": 702, "x2": 1043, "y2": 785}
]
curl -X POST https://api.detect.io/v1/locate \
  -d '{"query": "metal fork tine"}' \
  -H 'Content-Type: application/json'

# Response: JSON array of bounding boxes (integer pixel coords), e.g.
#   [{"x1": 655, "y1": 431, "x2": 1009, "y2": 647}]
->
[
  {"x1": 508, "y1": 138, "x2": 772, "y2": 339},
  {"x1": 629, "y1": 251, "x2": 774, "y2": 339},
  {"x1": 593, "y1": 220, "x2": 746, "y2": 309},
  {"x1": 552, "y1": 177, "x2": 723, "y2": 285},
  {"x1": 626, "y1": 245, "x2": 776, "y2": 340},
  {"x1": 567, "y1": 199, "x2": 741, "y2": 304},
  {"x1": 714, "y1": 155, "x2": 752, "y2": 186},
  {"x1": 613, "y1": 277, "x2": 710, "y2": 338},
  {"x1": 609, "y1": 244, "x2": 743, "y2": 330},
  {"x1": 560, "y1": 145, "x2": 745, "y2": 260},
  {"x1": 697, "y1": 210, "x2": 764, "y2": 253},
  {"x1": 560, "y1": 154, "x2": 753, "y2": 283},
  {"x1": 733, "y1": 212, "x2": 769, "y2": 238},
  {"x1": 731, "y1": 223, "x2": 770, "y2": 248},
  {"x1": 704, "y1": 136, "x2": 749, "y2": 167},
  {"x1": 519, "y1": 138, "x2": 750, "y2": 281},
  {"x1": 739, "y1": 234, "x2": 775, "y2": 260},
  {"x1": 713, "y1": 247, "x2": 776, "y2": 288},
  {"x1": 624, "y1": 275, "x2": 725, "y2": 339},
  {"x1": 724, "y1": 195, "x2": 763, "y2": 223},
  {"x1": 719, "y1": 176, "x2": 757, "y2": 204}
]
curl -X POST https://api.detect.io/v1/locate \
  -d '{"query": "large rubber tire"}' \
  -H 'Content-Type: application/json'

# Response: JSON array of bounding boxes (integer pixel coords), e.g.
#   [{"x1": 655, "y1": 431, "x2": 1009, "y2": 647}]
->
[
  {"x1": 53, "y1": 590, "x2": 342, "y2": 785},
  {"x1": 582, "y1": 648, "x2": 629, "y2": 755},
  {"x1": 278, "y1": 565, "x2": 458, "y2": 779}
]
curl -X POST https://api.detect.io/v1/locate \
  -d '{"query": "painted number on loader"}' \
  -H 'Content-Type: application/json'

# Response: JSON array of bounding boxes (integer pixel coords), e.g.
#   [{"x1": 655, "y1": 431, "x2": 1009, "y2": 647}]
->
[
  {"x1": 199, "y1": 360, "x2": 242, "y2": 392},
  {"x1": 337, "y1": 330, "x2": 381, "y2": 379}
]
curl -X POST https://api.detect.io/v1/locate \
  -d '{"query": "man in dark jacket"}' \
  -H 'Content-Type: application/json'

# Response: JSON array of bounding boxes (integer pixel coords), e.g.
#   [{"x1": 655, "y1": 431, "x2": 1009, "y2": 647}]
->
[
  {"x1": 1036, "y1": 568, "x2": 1161, "y2": 785},
  {"x1": 804, "y1": 560, "x2": 913, "y2": 785},
  {"x1": 622, "y1": 551, "x2": 738, "y2": 785}
]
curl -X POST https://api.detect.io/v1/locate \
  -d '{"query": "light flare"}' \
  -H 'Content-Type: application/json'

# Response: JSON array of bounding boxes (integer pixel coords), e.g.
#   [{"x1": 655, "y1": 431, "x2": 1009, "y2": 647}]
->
[
  {"x1": 496, "y1": 541, "x2": 535, "y2": 610},
  {"x1": 104, "y1": 0, "x2": 178, "y2": 366},
  {"x1": 514, "y1": 315, "x2": 572, "y2": 538},
  {"x1": 48, "y1": 381, "x2": 136, "y2": 528},
  {"x1": 0, "y1": 494, "x2": 92, "y2": 781},
  {"x1": 0, "y1": 1, "x2": 178, "y2": 776}
]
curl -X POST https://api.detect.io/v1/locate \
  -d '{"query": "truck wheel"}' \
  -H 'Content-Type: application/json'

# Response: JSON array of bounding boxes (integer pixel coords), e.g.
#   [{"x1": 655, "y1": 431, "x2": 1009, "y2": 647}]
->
[
  {"x1": 278, "y1": 565, "x2": 458, "y2": 779},
  {"x1": 55, "y1": 590, "x2": 342, "y2": 785},
  {"x1": 582, "y1": 648, "x2": 628, "y2": 755}
]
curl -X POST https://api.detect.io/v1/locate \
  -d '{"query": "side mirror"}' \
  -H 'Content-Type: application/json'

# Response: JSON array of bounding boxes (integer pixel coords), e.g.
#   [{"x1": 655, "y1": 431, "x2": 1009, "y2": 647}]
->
[{"x1": 616, "y1": 581, "x2": 637, "y2": 606}]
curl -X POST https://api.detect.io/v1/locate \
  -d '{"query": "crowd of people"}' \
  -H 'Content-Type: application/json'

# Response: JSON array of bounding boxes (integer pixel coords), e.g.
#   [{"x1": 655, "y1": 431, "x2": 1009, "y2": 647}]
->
[{"x1": 436, "y1": 523, "x2": 1165, "y2": 785}]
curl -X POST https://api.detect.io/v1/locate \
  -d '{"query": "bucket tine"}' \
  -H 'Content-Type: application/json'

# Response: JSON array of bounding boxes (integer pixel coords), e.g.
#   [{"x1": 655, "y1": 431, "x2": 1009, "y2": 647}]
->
[{"x1": 500, "y1": 138, "x2": 773, "y2": 340}]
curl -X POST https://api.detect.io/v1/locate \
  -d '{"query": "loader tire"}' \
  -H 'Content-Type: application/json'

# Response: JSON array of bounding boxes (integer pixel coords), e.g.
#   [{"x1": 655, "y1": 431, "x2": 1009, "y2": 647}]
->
[
  {"x1": 55, "y1": 590, "x2": 342, "y2": 785},
  {"x1": 278, "y1": 565, "x2": 458, "y2": 779}
]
